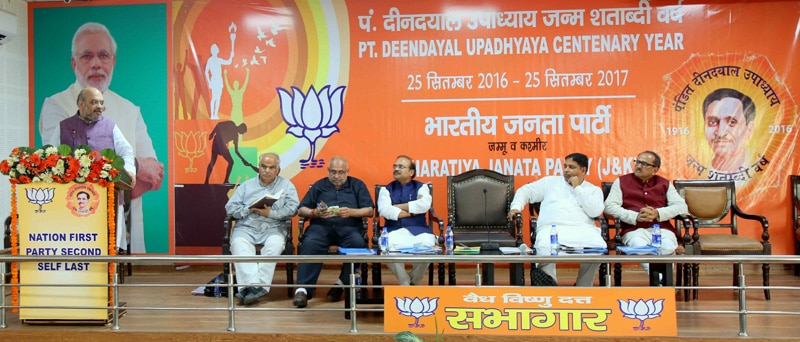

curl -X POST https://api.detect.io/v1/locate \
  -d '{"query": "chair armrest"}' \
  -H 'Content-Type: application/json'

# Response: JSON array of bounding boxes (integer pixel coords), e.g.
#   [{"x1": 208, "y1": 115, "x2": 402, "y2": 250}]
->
[
  {"x1": 510, "y1": 212, "x2": 523, "y2": 246},
  {"x1": 594, "y1": 216, "x2": 609, "y2": 242},
  {"x1": 731, "y1": 203, "x2": 769, "y2": 242},
  {"x1": 361, "y1": 217, "x2": 370, "y2": 247},
  {"x1": 527, "y1": 205, "x2": 538, "y2": 247},
  {"x1": 372, "y1": 213, "x2": 380, "y2": 246},
  {"x1": 428, "y1": 207, "x2": 445, "y2": 245},
  {"x1": 674, "y1": 214, "x2": 693, "y2": 245},
  {"x1": 297, "y1": 217, "x2": 308, "y2": 243},
  {"x1": 605, "y1": 215, "x2": 623, "y2": 246},
  {"x1": 223, "y1": 215, "x2": 234, "y2": 256}
]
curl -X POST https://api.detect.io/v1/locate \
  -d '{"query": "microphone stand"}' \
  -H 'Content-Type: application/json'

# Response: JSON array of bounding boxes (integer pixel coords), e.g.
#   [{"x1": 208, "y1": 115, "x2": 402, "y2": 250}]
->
[{"x1": 480, "y1": 188, "x2": 500, "y2": 251}]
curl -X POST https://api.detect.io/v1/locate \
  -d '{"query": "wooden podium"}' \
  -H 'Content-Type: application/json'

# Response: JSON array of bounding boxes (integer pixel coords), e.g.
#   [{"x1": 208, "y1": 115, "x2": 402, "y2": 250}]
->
[{"x1": 14, "y1": 182, "x2": 113, "y2": 323}]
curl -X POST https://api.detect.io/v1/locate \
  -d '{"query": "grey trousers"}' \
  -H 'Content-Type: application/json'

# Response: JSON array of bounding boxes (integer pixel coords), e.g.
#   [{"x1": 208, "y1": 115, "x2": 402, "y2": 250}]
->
[
  {"x1": 387, "y1": 262, "x2": 429, "y2": 286},
  {"x1": 538, "y1": 262, "x2": 600, "y2": 287}
]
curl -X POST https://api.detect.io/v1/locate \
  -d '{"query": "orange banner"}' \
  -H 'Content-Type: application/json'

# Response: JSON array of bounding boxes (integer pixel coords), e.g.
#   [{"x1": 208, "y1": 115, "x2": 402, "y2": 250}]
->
[
  {"x1": 30, "y1": 1, "x2": 799, "y2": 254},
  {"x1": 169, "y1": 0, "x2": 798, "y2": 254},
  {"x1": 384, "y1": 286, "x2": 677, "y2": 336}
]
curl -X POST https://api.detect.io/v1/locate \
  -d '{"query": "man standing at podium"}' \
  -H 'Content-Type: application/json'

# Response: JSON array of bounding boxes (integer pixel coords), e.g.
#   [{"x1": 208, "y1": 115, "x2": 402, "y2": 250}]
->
[{"x1": 46, "y1": 86, "x2": 136, "y2": 248}]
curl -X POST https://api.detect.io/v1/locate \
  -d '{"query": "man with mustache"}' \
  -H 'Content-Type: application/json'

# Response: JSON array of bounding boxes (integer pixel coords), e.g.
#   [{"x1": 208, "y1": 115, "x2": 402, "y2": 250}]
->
[
  {"x1": 39, "y1": 22, "x2": 163, "y2": 253},
  {"x1": 702, "y1": 88, "x2": 757, "y2": 174},
  {"x1": 293, "y1": 156, "x2": 374, "y2": 308},
  {"x1": 377, "y1": 155, "x2": 435, "y2": 286},
  {"x1": 604, "y1": 150, "x2": 688, "y2": 283},
  {"x1": 507, "y1": 153, "x2": 606, "y2": 286}
]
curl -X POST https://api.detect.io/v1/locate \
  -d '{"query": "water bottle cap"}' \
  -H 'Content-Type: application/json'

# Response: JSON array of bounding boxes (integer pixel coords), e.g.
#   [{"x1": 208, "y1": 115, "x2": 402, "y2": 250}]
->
[{"x1": 653, "y1": 224, "x2": 660, "y2": 228}]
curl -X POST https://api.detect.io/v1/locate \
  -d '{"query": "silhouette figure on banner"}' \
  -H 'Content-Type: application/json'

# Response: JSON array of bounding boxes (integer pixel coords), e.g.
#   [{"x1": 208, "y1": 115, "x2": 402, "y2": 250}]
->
[
  {"x1": 175, "y1": 51, "x2": 208, "y2": 120},
  {"x1": 204, "y1": 121, "x2": 255, "y2": 184},
  {"x1": 204, "y1": 23, "x2": 237, "y2": 120},
  {"x1": 224, "y1": 67, "x2": 250, "y2": 125}
]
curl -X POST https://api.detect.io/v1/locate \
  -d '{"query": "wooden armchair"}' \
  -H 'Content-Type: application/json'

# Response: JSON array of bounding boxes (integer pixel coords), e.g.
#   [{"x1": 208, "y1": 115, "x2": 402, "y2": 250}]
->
[
  {"x1": 674, "y1": 179, "x2": 770, "y2": 301},
  {"x1": 602, "y1": 181, "x2": 690, "y2": 288},
  {"x1": 444, "y1": 169, "x2": 522, "y2": 285},
  {"x1": 373, "y1": 183, "x2": 445, "y2": 285},
  {"x1": 222, "y1": 216, "x2": 294, "y2": 297}
]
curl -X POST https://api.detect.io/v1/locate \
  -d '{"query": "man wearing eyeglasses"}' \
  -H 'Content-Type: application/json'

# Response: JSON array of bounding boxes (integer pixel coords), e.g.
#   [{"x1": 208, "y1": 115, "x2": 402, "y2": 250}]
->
[
  {"x1": 377, "y1": 155, "x2": 435, "y2": 286},
  {"x1": 293, "y1": 156, "x2": 374, "y2": 308},
  {"x1": 38, "y1": 22, "x2": 164, "y2": 254},
  {"x1": 604, "y1": 151, "x2": 688, "y2": 276}
]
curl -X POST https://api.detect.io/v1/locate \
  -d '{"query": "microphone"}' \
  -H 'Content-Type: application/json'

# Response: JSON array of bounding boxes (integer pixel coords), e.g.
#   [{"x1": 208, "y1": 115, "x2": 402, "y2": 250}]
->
[{"x1": 480, "y1": 188, "x2": 499, "y2": 251}]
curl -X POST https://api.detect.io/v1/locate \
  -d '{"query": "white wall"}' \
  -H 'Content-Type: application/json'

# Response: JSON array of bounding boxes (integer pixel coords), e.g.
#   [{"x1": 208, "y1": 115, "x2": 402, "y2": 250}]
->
[{"x1": 0, "y1": 0, "x2": 29, "y2": 246}]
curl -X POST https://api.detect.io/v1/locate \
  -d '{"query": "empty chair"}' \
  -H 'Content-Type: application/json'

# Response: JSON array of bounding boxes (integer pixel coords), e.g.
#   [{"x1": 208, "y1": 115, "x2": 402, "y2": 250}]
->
[
  {"x1": 444, "y1": 169, "x2": 522, "y2": 285},
  {"x1": 674, "y1": 179, "x2": 770, "y2": 301}
]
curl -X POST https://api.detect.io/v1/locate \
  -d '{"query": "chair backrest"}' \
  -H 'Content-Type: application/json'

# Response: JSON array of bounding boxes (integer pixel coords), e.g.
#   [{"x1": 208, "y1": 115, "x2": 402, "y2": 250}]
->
[
  {"x1": 792, "y1": 175, "x2": 800, "y2": 237},
  {"x1": 792, "y1": 175, "x2": 800, "y2": 212},
  {"x1": 673, "y1": 179, "x2": 736, "y2": 233},
  {"x1": 447, "y1": 169, "x2": 514, "y2": 234}
]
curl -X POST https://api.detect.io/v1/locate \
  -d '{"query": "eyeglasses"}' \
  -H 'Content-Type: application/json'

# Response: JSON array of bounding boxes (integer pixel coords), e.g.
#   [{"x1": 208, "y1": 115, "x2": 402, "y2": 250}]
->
[
  {"x1": 328, "y1": 169, "x2": 347, "y2": 176},
  {"x1": 76, "y1": 51, "x2": 114, "y2": 64},
  {"x1": 633, "y1": 160, "x2": 657, "y2": 168},
  {"x1": 392, "y1": 164, "x2": 408, "y2": 170}
]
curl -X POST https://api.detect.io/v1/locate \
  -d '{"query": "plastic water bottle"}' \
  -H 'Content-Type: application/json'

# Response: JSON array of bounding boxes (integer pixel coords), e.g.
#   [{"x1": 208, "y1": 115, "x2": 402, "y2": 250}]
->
[
  {"x1": 651, "y1": 224, "x2": 662, "y2": 254},
  {"x1": 379, "y1": 227, "x2": 389, "y2": 254},
  {"x1": 213, "y1": 275, "x2": 222, "y2": 298},
  {"x1": 445, "y1": 225, "x2": 454, "y2": 254},
  {"x1": 353, "y1": 264, "x2": 362, "y2": 300},
  {"x1": 549, "y1": 224, "x2": 559, "y2": 256}
]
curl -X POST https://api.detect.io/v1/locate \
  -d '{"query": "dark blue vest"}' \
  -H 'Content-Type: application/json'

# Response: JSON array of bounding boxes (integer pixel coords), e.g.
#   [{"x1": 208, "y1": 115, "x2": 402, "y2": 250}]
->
[
  {"x1": 59, "y1": 113, "x2": 115, "y2": 152},
  {"x1": 384, "y1": 180, "x2": 428, "y2": 235}
]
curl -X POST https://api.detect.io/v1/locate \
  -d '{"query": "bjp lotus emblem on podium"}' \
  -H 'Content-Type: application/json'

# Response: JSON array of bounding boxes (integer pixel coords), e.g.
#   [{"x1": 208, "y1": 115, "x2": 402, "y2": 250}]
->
[
  {"x1": 25, "y1": 187, "x2": 55, "y2": 213},
  {"x1": 618, "y1": 298, "x2": 665, "y2": 331},
  {"x1": 395, "y1": 296, "x2": 439, "y2": 328}
]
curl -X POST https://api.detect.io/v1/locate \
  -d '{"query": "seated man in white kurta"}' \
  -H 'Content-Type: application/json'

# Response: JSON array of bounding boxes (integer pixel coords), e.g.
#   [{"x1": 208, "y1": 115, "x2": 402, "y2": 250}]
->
[{"x1": 507, "y1": 152, "x2": 606, "y2": 287}]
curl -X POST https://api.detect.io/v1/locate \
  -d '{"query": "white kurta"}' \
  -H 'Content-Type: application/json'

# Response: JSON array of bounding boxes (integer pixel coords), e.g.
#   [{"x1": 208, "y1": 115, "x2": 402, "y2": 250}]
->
[{"x1": 510, "y1": 175, "x2": 606, "y2": 253}]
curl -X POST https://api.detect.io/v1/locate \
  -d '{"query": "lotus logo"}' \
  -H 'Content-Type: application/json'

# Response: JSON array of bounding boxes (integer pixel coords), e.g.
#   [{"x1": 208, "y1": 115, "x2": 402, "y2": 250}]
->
[
  {"x1": 618, "y1": 298, "x2": 664, "y2": 331},
  {"x1": 395, "y1": 296, "x2": 438, "y2": 328},
  {"x1": 26, "y1": 187, "x2": 55, "y2": 213},
  {"x1": 278, "y1": 85, "x2": 345, "y2": 169}
]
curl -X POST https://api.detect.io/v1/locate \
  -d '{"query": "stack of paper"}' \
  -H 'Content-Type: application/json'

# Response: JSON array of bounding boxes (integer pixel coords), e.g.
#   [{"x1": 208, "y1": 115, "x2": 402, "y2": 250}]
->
[
  {"x1": 395, "y1": 246, "x2": 439, "y2": 254},
  {"x1": 616, "y1": 245, "x2": 660, "y2": 255},
  {"x1": 559, "y1": 246, "x2": 608, "y2": 254},
  {"x1": 453, "y1": 246, "x2": 481, "y2": 255},
  {"x1": 337, "y1": 247, "x2": 376, "y2": 255}
]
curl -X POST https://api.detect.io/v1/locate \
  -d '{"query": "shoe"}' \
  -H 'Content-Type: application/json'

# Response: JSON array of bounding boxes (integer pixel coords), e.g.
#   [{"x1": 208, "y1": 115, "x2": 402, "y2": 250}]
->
[
  {"x1": 243, "y1": 287, "x2": 268, "y2": 305},
  {"x1": 293, "y1": 291, "x2": 308, "y2": 308},
  {"x1": 235, "y1": 287, "x2": 251, "y2": 305},
  {"x1": 326, "y1": 286, "x2": 343, "y2": 302},
  {"x1": 326, "y1": 287, "x2": 343, "y2": 302}
]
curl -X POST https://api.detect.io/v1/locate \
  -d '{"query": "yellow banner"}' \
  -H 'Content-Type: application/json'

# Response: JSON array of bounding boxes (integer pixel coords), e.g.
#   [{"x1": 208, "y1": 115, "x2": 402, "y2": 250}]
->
[
  {"x1": 17, "y1": 183, "x2": 109, "y2": 320},
  {"x1": 384, "y1": 286, "x2": 677, "y2": 336}
]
